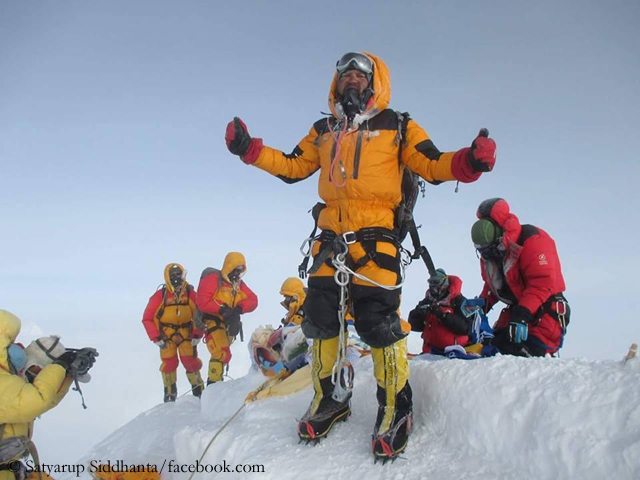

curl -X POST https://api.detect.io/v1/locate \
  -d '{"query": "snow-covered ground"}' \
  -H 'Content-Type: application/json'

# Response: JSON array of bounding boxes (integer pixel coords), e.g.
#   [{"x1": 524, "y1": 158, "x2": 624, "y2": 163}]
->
[{"x1": 74, "y1": 353, "x2": 640, "y2": 480}]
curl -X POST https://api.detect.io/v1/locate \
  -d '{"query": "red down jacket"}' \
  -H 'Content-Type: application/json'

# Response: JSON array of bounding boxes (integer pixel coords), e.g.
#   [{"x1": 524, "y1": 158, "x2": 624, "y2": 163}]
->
[{"x1": 477, "y1": 199, "x2": 567, "y2": 352}]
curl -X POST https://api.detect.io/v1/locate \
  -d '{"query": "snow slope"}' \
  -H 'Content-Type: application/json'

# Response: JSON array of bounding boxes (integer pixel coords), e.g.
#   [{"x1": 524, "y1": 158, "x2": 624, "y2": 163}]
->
[{"x1": 76, "y1": 354, "x2": 640, "y2": 480}]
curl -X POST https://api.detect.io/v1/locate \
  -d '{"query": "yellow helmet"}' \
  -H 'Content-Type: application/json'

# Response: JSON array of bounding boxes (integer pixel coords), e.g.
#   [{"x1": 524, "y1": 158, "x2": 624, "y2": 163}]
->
[{"x1": 279, "y1": 277, "x2": 305, "y2": 298}]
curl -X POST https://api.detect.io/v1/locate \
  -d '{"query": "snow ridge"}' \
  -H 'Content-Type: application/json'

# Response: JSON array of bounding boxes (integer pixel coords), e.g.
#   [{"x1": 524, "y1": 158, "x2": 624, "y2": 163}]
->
[{"x1": 77, "y1": 355, "x2": 640, "y2": 480}]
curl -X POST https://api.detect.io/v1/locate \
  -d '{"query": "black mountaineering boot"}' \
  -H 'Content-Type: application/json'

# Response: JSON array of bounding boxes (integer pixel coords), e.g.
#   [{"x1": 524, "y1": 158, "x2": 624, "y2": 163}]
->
[
  {"x1": 162, "y1": 371, "x2": 178, "y2": 403},
  {"x1": 163, "y1": 383, "x2": 177, "y2": 403},
  {"x1": 298, "y1": 376, "x2": 351, "y2": 443},
  {"x1": 187, "y1": 371, "x2": 204, "y2": 398},
  {"x1": 372, "y1": 383, "x2": 413, "y2": 462},
  {"x1": 191, "y1": 384, "x2": 203, "y2": 398}
]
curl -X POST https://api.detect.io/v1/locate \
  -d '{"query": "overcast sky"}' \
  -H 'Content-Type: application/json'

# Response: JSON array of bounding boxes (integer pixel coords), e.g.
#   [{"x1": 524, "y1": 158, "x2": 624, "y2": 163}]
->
[{"x1": 2, "y1": 0, "x2": 639, "y2": 467}]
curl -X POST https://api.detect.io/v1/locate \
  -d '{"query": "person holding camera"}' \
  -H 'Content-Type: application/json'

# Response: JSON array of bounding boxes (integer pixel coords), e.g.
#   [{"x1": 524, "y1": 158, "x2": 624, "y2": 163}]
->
[
  {"x1": 0, "y1": 309, "x2": 97, "y2": 480},
  {"x1": 195, "y1": 252, "x2": 258, "y2": 385},
  {"x1": 408, "y1": 269, "x2": 473, "y2": 356}
]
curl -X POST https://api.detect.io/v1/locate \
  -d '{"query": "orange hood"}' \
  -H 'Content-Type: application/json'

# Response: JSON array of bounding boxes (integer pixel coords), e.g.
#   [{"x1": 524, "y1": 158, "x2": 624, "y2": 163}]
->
[{"x1": 328, "y1": 51, "x2": 391, "y2": 123}]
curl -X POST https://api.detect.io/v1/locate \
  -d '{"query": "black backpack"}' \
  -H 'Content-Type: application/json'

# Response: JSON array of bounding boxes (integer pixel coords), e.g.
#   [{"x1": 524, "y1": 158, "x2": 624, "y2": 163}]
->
[{"x1": 393, "y1": 111, "x2": 423, "y2": 243}]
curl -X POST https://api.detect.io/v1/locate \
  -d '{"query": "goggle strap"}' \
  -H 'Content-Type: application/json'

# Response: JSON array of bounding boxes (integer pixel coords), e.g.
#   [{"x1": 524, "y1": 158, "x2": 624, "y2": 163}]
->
[{"x1": 36, "y1": 337, "x2": 61, "y2": 361}]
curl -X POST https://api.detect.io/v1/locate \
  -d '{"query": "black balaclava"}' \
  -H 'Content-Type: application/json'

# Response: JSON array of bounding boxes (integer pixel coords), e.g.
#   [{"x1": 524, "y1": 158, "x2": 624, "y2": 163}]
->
[
  {"x1": 340, "y1": 86, "x2": 373, "y2": 120},
  {"x1": 228, "y1": 266, "x2": 245, "y2": 285},
  {"x1": 169, "y1": 265, "x2": 184, "y2": 289}
]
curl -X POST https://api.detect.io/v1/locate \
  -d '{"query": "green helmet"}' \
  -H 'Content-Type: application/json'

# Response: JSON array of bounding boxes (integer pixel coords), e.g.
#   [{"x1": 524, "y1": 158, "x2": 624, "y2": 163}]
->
[
  {"x1": 471, "y1": 219, "x2": 503, "y2": 247},
  {"x1": 428, "y1": 268, "x2": 449, "y2": 298}
]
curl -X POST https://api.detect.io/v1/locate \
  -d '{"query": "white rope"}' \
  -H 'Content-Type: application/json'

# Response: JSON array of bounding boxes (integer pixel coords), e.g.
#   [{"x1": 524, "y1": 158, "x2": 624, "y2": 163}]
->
[
  {"x1": 331, "y1": 248, "x2": 350, "y2": 392},
  {"x1": 187, "y1": 403, "x2": 246, "y2": 480},
  {"x1": 331, "y1": 237, "x2": 406, "y2": 291}
]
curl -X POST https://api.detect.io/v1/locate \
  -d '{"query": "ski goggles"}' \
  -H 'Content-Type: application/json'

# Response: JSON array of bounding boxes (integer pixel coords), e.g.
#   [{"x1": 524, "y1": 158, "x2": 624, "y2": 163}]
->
[
  {"x1": 336, "y1": 52, "x2": 374, "y2": 77},
  {"x1": 475, "y1": 242, "x2": 504, "y2": 261},
  {"x1": 428, "y1": 275, "x2": 448, "y2": 293}
]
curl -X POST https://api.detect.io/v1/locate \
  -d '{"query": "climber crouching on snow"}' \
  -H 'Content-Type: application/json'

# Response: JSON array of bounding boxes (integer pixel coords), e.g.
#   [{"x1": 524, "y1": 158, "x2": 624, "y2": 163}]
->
[
  {"x1": 196, "y1": 252, "x2": 258, "y2": 385},
  {"x1": 408, "y1": 269, "x2": 475, "y2": 357},
  {"x1": 224, "y1": 51, "x2": 496, "y2": 460},
  {"x1": 471, "y1": 198, "x2": 570, "y2": 357}
]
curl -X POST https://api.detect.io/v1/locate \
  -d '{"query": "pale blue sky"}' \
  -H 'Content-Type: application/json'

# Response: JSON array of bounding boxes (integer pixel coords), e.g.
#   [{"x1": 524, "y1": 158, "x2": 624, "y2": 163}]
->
[{"x1": 1, "y1": 0, "x2": 639, "y2": 466}]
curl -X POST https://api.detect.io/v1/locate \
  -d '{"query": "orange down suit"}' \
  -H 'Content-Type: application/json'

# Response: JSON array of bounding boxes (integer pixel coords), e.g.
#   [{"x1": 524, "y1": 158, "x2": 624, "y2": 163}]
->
[{"x1": 242, "y1": 53, "x2": 488, "y2": 434}]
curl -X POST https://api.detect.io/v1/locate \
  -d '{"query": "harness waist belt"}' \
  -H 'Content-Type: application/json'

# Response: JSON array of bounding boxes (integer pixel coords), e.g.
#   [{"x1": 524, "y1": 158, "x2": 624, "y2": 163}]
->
[
  {"x1": 308, "y1": 228, "x2": 400, "y2": 275},
  {"x1": 160, "y1": 322, "x2": 192, "y2": 330}
]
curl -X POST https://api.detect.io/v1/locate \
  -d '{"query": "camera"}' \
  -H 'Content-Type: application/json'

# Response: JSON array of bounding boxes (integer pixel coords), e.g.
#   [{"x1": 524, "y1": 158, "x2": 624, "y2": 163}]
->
[{"x1": 66, "y1": 347, "x2": 99, "y2": 377}]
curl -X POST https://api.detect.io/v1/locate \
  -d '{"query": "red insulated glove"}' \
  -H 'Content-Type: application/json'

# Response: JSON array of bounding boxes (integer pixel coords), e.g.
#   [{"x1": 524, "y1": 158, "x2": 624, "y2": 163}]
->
[
  {"x1": 469, "y1": 128, "x2": 496, "y2": 172},
  {"x1": 225, "y1": 117, "x2": 264, "y2": 165}
]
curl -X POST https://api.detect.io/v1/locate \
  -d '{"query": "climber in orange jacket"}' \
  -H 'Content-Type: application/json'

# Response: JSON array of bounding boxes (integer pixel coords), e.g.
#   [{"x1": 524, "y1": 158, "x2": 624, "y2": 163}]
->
[
  {"x1": 225, "y1": 52, "x2": 495, "y2": 460},
  {"x1": 196, "y1": 252, "x2": 258, "y2": 385}
]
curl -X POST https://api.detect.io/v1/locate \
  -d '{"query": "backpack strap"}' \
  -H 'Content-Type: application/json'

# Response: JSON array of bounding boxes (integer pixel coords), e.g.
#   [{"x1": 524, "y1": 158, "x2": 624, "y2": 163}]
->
[
  {"x1": 395, "y1": 111, "x2": 410, "y2": 163},
  {"x1": 155, "y1": 285, "x2": 167, "y2": 321},
  {"x1": 394, "y1": 111, "x2": 436, "y2": 276}
]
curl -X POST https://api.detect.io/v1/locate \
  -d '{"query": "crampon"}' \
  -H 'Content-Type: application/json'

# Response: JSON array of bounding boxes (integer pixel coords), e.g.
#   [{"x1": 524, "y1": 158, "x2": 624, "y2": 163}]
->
[
  {"x1": 297, "y1": 398, "x2": 351, "y2": 444},
  {"x1": 372, "y1": 411, "x2": 412, "y2": 463}
]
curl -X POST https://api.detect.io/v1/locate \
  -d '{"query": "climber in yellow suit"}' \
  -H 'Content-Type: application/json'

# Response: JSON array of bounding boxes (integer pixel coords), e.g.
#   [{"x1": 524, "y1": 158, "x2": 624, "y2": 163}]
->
[
  {"x1": 142, "y1": 263, "x2": 204, "y2": 402},
  {"x1": 0, "y1": 310, "x2": 74, "y2": 480}
]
